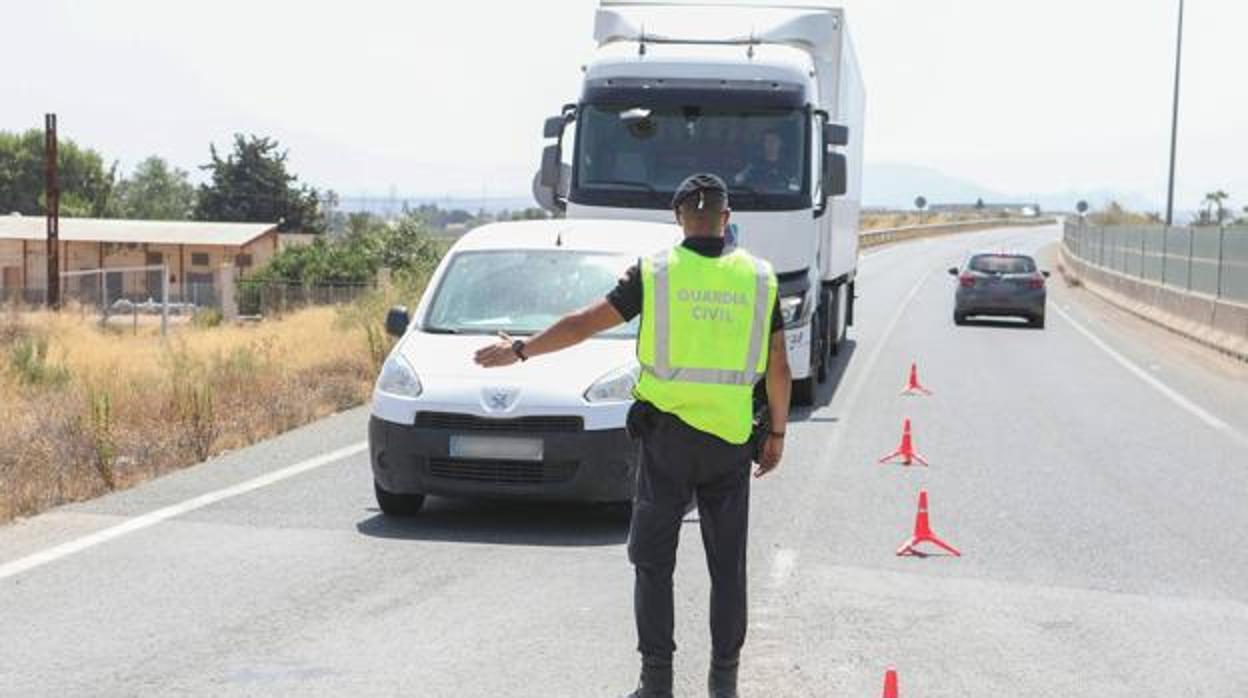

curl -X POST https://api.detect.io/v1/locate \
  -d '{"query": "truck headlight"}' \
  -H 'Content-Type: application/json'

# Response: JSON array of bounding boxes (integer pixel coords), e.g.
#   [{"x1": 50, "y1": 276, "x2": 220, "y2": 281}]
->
[
  {"x1": 376, "y1": 353, "x2": 423, "y2": 398},
  {"x1": 779, "y1": 294, "x2": 807, "y2": 326},
  {"x1": 584, "y1": 363, "x2": 640, "y2": 403}
]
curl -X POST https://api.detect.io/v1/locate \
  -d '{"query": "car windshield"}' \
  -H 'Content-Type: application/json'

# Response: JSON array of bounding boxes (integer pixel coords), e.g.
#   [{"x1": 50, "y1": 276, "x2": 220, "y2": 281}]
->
[
  {"x1": 424, "y1": 250, "x2": 636, "y2": 337},
  {"x1": 574, "y1": 104, "x2": 808, "y2": 210},
  {"x1": 969, "y1": 254, "x2": 1037, "y2": 274}
]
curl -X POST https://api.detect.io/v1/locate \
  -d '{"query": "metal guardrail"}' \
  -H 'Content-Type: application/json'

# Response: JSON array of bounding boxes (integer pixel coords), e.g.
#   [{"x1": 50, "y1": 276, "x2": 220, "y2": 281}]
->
[
  {"x1": 1062, "y1": 220, "x2": 1248, "y2": 304},
  {"x1": 860, "y1": 217, "x2": 1057, "y2": 248}
]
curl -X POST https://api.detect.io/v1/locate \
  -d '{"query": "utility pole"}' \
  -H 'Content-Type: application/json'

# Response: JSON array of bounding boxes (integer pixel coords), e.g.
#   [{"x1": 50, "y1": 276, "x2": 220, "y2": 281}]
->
[
  {"x1": 1164, "y1": 0, "x2": 1184, "y2": 226},
  {"x1": 44, "y1": 113, "x2": 61, "y2": 309}
]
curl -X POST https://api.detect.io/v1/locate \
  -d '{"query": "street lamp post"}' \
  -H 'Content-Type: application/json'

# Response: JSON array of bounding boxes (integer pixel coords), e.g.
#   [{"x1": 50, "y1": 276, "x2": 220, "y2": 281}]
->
[{"x1": 1164, "y1": 0, "x2": 1185, "y2": 226}]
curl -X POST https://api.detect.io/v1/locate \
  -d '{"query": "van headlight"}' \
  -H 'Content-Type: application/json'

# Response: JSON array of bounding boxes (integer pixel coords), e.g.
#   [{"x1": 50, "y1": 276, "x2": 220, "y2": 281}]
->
[
  {"x1": 779, "y1": 294, "x2": 807, "y2": 326},
  {"x1": 377, "y1": 354, "x2": 423, "y2": 398},
  {"x1": 584, "y1": 363, "x2": 640, "y2": 403}
]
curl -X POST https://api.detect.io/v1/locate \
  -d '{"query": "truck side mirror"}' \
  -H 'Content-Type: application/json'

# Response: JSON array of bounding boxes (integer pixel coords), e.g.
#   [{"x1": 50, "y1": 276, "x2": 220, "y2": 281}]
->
[
  {"x1": 824, "y1": 123, "x2": 849, "y2": 147},
  {"x1": 543, "y1": 115, "x2": 567, "y2": 139},
  {"x1": 385, "y1": 305, "x2": 410, "y2": 338},
  {"x1": 823, "y1": 152, "x2": 847, "y2": 197},
  {"x1": 539, "y1": 144, "x2": 562, "y2": 189},
  {"x1": 535, "y1": 146, "x2": 569, "y2": 213}
]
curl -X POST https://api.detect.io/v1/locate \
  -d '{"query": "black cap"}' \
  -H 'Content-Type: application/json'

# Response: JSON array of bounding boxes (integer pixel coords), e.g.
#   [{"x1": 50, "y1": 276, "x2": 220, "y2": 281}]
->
[{"x1": 671, "y1": 173, "x2": 728, "y2": 211}]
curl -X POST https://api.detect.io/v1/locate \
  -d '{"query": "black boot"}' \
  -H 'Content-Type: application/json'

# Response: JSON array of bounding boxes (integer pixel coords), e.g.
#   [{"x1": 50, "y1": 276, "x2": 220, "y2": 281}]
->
[
  {"x1": 624, "y1": 656, "x2": 673, "y2": 698},
  {"x1": 708, "y1": 658, "x2": 739, "y2": 698}
]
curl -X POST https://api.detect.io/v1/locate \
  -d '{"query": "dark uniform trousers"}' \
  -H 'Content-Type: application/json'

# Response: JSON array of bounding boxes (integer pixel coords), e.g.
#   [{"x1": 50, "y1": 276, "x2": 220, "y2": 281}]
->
[{"x1": 626, "y1": 400, "x2": 753, "y2": 666}]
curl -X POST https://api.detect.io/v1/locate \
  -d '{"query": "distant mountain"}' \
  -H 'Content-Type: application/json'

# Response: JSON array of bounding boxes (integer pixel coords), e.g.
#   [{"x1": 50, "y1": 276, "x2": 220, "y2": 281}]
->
[
  {"x1": 864, "y1": 162, "x2": 1160, "y2": 214},
  {"x1": 864, "y1": 163, "x2": 1006, "y2": 209}
]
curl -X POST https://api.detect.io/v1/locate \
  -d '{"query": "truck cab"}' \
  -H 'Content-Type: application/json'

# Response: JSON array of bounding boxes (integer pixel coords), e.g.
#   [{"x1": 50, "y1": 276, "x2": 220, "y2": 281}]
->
[{"x1": 535, "y1": 1, "x2": 865, "y2": 405}]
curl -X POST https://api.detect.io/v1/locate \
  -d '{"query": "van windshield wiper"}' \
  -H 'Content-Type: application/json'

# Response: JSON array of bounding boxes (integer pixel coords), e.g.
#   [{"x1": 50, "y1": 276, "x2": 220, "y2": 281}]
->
[{"x1": 422, "y1": 326, "x2": 459, "y2": 334}]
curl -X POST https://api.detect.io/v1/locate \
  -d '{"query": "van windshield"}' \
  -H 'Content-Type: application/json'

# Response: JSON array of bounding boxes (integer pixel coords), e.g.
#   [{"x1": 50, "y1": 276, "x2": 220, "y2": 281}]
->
[
  {"x1": 573, "y1": 104, "x2": 808, "y2": 211},
  {"x1": 424, "y1": 250, "x2": 637, "y2": 337}
]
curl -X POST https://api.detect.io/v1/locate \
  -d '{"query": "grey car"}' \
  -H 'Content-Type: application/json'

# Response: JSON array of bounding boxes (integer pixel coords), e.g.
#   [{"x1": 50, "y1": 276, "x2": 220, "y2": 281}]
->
[{"x1": 949, "y1": 252, "x2": 1049, "y2": 328}]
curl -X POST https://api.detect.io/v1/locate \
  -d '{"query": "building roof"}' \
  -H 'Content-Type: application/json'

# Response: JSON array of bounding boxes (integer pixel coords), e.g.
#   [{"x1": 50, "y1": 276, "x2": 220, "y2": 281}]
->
[{"x1": 0, "y1": 215, "x2": 276, "y2": 247}]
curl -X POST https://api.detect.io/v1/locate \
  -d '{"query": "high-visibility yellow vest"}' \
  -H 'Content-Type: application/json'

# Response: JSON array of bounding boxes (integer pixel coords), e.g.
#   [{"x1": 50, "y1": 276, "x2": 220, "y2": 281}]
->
[{"x1": 636, "y1": 244, "x2": 777, "y2": 444}]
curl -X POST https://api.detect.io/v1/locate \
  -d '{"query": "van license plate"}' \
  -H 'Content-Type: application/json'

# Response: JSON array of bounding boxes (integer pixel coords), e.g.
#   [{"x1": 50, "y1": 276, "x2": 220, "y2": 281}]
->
[{"x1": 449, "y1": 436, "x2": 544, "y2": 461}]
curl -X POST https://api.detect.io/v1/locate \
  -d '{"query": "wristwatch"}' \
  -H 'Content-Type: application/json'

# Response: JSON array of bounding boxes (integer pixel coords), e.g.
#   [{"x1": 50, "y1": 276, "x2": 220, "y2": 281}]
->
[{"x1": 511, "y1": 339, "x2": 528, "y2": 362}]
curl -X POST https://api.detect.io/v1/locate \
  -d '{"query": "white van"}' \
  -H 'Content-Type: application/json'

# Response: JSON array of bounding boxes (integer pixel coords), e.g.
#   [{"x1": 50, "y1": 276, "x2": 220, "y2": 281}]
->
[{"x1": 369, "y1": 219, "x2": 682, "y2": 515}]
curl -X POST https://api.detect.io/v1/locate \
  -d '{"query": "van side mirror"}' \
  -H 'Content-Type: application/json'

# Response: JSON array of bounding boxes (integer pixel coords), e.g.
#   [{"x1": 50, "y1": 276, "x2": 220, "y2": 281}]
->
[
  {"x1": 823, "y1": 152, "x2": 847, "y2": 197},
  {"x1": 385, "y1": 305, "x2": 410, "y2": 338},
  {"x1": 824, "y1": 123, "x2": 849, "y2": 147}
]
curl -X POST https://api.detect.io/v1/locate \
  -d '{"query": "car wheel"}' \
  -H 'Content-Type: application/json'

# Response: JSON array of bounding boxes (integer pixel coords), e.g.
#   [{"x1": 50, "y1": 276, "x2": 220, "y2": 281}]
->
[
  {"x1": 954, "y1": 311, "x2": 967, "y2": 326},
  {"x1": 374, "y1": 480, "x2": 425, "y2": 516},
  {"x1": 1030, "y1": 313, "x2": 1046, "y2": 329}
]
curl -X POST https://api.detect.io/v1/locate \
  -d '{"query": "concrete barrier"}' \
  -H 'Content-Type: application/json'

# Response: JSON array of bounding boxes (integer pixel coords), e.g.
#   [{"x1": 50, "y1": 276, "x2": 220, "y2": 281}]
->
[
  {"x1": 860, "y1": 217, "x2": 1056, "y2": 249},
  {"x1": 1059, "y1": 244, "x2": 1248, "y2": 362}
]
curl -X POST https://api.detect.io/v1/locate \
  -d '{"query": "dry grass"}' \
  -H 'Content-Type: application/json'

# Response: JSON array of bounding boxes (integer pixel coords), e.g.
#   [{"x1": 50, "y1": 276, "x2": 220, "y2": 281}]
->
[{"x1": 0, "y1": 300, "x2": 397, "y2": 524}]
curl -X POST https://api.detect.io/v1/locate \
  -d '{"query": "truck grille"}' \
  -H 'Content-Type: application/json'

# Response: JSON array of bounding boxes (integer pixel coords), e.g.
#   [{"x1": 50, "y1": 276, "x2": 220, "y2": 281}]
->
[
  {"x1": 428, "y1": 458, "x2": 578, "y2": 485},
  {"x1": 415, "y1": 412, "x2": 583, "y2": 433}
]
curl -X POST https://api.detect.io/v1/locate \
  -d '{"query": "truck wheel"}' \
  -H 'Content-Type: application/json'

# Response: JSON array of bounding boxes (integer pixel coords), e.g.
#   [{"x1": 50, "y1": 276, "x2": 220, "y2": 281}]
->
[
  {"x1": 830, "y1": 285, "x2": 848, "y2": 357},
  {"x1": 374, "y1": 480, "x2": 425, "y2": 516},
  {"x1": 792, "y1": 376, "x2": 815, "y2": 406},
  {"x1": 814, "y1": 310, "x2": 829, "y2": 383}
]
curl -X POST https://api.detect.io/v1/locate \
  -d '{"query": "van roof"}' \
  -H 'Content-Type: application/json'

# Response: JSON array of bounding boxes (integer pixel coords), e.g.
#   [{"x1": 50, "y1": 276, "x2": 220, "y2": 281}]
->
[{"x1": 451, "y1": 219, "x2": 683, "y2": 255}]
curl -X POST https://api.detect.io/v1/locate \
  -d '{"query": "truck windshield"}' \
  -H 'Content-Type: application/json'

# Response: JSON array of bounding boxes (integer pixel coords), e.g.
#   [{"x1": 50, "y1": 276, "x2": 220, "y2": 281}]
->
[
  {"x1": 573, "y1": 104, "x2": 808, "y2": 211},
  {"x1": 424, "y1": 250, "x2": 638, "y2": 337}
]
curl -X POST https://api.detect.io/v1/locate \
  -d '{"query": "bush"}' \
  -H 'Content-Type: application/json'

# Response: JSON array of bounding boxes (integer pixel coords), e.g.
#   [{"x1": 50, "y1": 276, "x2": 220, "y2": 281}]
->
[
  {"x1": 191, "y1": 308, "x2": 224, "y2": 328},
  {"x1": 8, "y1": 334, "x2": 70, "y2": 386}
]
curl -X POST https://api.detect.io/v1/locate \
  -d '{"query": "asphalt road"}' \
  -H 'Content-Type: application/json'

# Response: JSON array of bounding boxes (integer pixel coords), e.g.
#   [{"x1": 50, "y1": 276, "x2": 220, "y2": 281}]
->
[{"x1": 3, "y1": 223, "x2": 1247, "y2": 697}]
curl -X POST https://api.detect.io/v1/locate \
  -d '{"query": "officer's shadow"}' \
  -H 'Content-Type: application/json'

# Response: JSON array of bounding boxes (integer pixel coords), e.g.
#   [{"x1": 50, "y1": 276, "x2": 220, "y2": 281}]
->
[{"x1": 356, "y1": 498, "x2": 629, "y2": 547}]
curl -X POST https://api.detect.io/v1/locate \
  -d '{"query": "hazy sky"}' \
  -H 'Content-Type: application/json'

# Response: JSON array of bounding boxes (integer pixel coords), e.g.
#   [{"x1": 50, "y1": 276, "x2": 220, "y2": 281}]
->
[{"x1": 1, "y1": 0, "x2": 1243, "y2": 210}]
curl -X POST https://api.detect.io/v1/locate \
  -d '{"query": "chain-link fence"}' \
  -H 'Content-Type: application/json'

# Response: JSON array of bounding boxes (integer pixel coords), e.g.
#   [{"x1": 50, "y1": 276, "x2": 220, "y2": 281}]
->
[
  {"x1": 4, "y1": 271, "x2": 376, "y2": 322},
  {"x1": 235, "y1": 279, "x2": 375, "y2": 317},
  {"x1": 1063, "y1": 220, "x2": 1248, "y2": 303}
]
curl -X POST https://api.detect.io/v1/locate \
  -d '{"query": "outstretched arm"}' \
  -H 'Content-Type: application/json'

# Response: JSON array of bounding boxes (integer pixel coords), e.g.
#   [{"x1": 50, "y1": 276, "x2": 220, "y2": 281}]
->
[{"x1": 474, "y1": 300, "x2": 625, "y2": 367}]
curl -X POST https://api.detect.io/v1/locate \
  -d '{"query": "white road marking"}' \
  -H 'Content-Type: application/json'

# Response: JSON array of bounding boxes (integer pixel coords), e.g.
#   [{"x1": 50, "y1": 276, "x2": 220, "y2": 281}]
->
[
  {"x1": 1052, "y1": 304, "x2": 1242, "y2": 441},
  {"x1": 769, "y1": 548, "x2": 798, "y2": 588},
  {"x1": 829, "y1": 269, "x2": 935, "y2": 430},
  {"x1": 0, "y1": 441, "x2": 368, "y2": 582}
]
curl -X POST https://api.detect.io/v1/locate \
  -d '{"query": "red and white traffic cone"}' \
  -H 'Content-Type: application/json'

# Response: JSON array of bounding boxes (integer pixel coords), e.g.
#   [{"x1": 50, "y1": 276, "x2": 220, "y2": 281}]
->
[
  {"x1": 900, "y1": 362, "x2": 933, "y2": 396},
  {"x1": 877, "y1": 418, "x2": 929, "y2": 467},
  {"x1": 882, "y1": 667, "x2": 899, "y2": 698},
  {"x1": 896, "y1": 490, "x2": 961, "y2": 557}
]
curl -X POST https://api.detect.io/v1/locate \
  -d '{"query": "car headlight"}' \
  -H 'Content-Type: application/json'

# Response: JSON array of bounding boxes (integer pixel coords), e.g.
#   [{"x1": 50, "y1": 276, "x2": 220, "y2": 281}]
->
[
  {"x1": 376, "y1": 353, "x2": 423, "y2": 398},
  {"x1": 584, "y1": 363, "x2": 640, "y2": 403},
  {"x1": 779, "y1": 294, "x2": 807, "y2": 326}
]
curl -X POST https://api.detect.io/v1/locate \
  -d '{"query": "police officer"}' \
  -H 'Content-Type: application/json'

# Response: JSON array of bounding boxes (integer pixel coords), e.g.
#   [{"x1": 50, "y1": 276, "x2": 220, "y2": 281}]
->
[{"x1": 474, "y1": 173, "x2": 790, "y2": 698}]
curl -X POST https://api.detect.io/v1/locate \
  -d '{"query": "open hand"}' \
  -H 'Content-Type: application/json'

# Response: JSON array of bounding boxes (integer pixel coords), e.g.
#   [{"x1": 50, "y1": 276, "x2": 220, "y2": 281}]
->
[{"x1": 474, "y1": 332, "x2": 519, "y2": 368}]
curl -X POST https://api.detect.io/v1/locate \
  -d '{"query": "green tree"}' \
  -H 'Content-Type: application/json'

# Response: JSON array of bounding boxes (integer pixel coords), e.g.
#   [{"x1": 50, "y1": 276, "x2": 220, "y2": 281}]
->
[
  {"x1": 112, "y1": 156, "x2": 195, "y2": 220},
  {"x1": 0, "y1": 129, "x2": 116, "y2": 217},
  {"x1": 193, "y1": 134, "x2": 324, "y2": 232}
]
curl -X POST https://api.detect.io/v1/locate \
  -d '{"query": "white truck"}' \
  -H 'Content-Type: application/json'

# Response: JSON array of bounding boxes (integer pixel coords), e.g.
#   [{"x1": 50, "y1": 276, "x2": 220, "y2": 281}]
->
[{"x1": 535, "y1": 0, "x2": 865, "y2": 405}]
